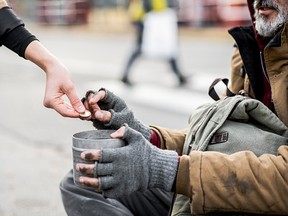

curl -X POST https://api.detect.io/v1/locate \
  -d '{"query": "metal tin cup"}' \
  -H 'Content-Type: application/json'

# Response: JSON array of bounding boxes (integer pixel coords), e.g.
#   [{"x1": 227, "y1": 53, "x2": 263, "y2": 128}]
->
[{"x1": 72, "y1": 130, "x2": 125, "y2": 187}]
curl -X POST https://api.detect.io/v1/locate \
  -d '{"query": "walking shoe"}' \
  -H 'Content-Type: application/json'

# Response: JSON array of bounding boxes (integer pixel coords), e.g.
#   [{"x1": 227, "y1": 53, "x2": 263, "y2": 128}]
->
[
  {"x1": 179, "y1": 77, "x2": 187, "y2": 86},
  {"x1": 121, "y1": 77, "x2": 132, "y2": 86}
]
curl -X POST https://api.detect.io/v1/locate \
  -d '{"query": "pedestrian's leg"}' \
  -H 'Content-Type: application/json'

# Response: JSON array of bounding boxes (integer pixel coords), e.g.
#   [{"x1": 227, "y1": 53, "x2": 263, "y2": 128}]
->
[
  {"x1": 121, "y1": 22, "x2": 144, "y2": 85},
  {"x1": 60, "y1": 170, "x2": 133, "y2": 216},
  {"x1": 121, "y1": 48, "x2": 141, "y2": 85},
  {"x1": 169, "y1": 58, "x2": 187, "y2": 85}
]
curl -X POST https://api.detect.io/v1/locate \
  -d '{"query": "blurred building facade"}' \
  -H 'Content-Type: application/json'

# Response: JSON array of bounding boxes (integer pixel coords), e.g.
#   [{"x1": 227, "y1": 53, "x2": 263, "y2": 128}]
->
[
  {"x1": 36, "y1": 0, "x2": 91, "y2": 25},
  {"x1": 177, "y1": 0, "x2": 250, "y2": 27},
  {"x1": 9, "y1": 0, "x2": 250, "y2": 27}
]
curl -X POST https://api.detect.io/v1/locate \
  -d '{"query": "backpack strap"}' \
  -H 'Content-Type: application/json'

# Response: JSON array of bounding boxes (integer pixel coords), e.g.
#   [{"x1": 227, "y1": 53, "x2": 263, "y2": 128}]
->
[{"x1": 208, "y1": 78, "x2": 236, "y2": 101}]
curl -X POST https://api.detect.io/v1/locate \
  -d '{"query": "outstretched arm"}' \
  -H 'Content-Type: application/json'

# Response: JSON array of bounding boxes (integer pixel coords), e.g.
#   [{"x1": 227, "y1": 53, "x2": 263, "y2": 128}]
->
[{"x1": 0, "y1": 2, "x2": 85, "y2": 117}]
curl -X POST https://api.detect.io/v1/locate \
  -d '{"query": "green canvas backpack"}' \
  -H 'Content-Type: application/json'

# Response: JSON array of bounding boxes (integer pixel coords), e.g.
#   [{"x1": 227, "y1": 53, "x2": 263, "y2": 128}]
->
[{"x1": 170, "y1": 78, "x2": 288, "y2": 216}]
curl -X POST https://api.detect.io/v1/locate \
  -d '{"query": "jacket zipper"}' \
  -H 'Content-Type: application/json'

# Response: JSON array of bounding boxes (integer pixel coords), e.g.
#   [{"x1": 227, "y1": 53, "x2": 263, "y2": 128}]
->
[
  {"x1": 260, "y1": 51, "x2": 274, "y2": 104},
  {"x1": 260, "y1": 51, "x2": 270, "y2": 85}
]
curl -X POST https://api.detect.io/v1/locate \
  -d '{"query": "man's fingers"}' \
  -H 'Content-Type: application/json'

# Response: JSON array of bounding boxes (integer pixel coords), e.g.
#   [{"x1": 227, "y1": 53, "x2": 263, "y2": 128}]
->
[
  {"x1": 79, "y1": 176, "x2": 100, "y2": 189},
  {"x1": 83, "y1": 90, "x2": 104, "y2": 115},
  {"x1": 94, "y1": 110, "x2": 112, "y2": 123},
  {"x1": 80, "y1": 150, "x2": 100, "y2": 161},
  {"x1": 76, "y1": 163, "x2": 94, "y2": 175},
  {"x1": 110, "y1": 126, "x2": 126, "y2": 138},
  {"x1": 88, "y1": 90, "x2": 106, "y2": 106},
  {"x1": 81, "y1": 98, "x2": 89, "y2": 111}
]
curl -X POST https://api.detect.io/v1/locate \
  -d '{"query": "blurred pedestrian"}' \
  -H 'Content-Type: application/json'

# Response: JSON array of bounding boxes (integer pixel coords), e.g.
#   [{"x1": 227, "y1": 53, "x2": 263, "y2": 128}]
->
[
  {"x1": 0, "y1": 0, "x2": 86, "y2": 117},
  {"x1": 121, "y1": 0, "x2": 187, "y2": 86}
]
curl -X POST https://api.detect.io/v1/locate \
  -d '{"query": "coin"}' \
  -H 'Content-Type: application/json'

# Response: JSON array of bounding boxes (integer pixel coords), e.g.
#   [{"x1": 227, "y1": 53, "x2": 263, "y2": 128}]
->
[{"x1": 80, "y1": 110, "x2": 91, "y2": 118}]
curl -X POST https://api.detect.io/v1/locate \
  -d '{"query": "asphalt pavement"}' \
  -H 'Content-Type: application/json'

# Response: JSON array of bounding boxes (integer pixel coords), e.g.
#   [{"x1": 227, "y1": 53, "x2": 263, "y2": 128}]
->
[{"x1": 0, "y1": 23, "x2": 234, "y2": 216}]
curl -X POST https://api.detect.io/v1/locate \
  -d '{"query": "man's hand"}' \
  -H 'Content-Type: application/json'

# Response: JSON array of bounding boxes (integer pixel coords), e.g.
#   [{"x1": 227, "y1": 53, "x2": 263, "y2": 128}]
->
[
  {"x1": 82, "y1": 88, "x2": 151, "y2": 140},
  {"x1": 76, "y1": 124, "x2": 179, "y2": 198}
]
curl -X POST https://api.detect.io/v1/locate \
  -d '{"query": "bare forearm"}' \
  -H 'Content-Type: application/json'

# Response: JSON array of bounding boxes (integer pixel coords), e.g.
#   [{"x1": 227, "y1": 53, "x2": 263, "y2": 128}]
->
[{"x1": 24, "y1": 40, "x2": 63, "y2": 73}]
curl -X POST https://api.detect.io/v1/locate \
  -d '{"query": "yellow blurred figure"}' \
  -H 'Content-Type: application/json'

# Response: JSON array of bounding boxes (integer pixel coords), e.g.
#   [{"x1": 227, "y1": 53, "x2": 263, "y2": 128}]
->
[
  {"x1": 128, "y1": 0, "x2": 145, "y2": 22},
  {"x1": 128, "y1": 0, "x2": 167, "y2": 22},
  {"x1": 151, "y1": 0, "x2": 167, "y2": 11}
]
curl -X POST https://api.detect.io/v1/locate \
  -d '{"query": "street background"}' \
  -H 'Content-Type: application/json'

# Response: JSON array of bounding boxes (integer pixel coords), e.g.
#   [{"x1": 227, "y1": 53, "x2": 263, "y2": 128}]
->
[{"x1": 0, "y1": 1, "x2": 246, "y2": 215}]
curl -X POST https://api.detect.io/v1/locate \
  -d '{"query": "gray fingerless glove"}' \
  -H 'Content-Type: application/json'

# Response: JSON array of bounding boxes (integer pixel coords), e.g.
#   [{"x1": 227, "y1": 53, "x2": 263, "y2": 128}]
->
[
  {"x1": 95, "y1": 124, "x2": 179, "y2": 198},
  {"x1": 87, "y1": 88, "x2": 151, "y2": 140}
]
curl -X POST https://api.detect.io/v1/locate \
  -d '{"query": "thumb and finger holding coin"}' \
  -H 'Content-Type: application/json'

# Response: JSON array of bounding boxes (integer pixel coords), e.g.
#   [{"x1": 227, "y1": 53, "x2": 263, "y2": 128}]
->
[{"x1": 79, "y1": 90, "x2": 112, "y2": 122}]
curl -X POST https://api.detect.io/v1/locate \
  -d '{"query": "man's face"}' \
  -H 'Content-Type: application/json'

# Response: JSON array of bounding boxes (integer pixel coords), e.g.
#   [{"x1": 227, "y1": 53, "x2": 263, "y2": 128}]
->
[{"x1": 254, "y1": 0, "x2": 288, "y2": 37}]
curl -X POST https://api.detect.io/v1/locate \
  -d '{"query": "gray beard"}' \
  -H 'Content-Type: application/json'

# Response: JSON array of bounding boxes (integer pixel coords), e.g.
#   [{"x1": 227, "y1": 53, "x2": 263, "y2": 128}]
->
[
  {"x1": 255, "y1": 13, "x2": 287, "y2": 37},
  {"x1": 254, "y1": 0, "x2": 288, "y2": 37}
]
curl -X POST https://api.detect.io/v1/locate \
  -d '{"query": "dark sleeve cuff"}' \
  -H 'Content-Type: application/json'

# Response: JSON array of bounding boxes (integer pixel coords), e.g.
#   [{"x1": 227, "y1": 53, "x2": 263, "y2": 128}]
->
[
  {"x1": 0, "y1": 7, "x2": 24, "y2": 43},
  {"x1": 0, "y1": 7, "x2": 38, "y2": 58},
  {"x1": 2, "y1": 25, "x2": 38, "y2": 58}
]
